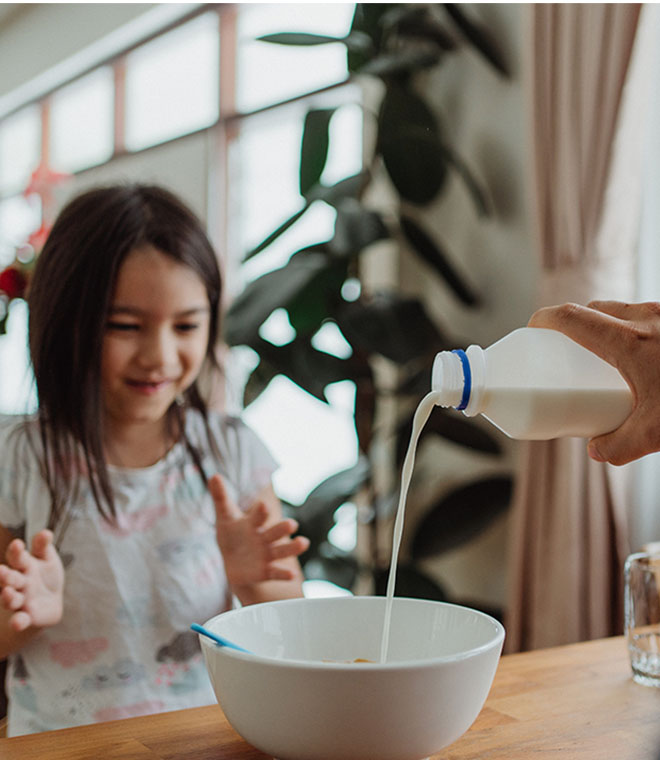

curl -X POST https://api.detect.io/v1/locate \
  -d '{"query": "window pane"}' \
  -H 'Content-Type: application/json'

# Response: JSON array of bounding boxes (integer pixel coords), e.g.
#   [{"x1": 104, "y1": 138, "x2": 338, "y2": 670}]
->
[
  {"x1": 232, "y1": 107, "x2": 334, "y2": 284},
  {"x1": 125, "y1": 12, "x2": 219, "y2": 151},
  {"x1": 242, "y1": 376, "x2": 357, "y2": 505},
  {"x1": 230, "y1": 94, "x2": 362, "y2": 286},
  {"x1": 0, "y1": 105, "x2": 41, "y2": 195},
  {"x1": 50, "y1": 67, "x2": 114, "y2": 174},
  {"x1": 237, "y1": 3, "x2": 355, "y2": 113}
]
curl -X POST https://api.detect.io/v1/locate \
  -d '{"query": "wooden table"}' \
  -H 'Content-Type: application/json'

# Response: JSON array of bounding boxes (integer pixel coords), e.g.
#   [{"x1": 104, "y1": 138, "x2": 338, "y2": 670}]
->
[{"x1": 1, "y1": 636, "x2": 659, "y2": 759}]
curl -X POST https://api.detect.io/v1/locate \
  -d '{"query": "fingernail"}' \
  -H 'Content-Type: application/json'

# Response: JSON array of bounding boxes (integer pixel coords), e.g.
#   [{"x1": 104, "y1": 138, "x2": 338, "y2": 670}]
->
[{"x1": 588, "y1": 443, "x2": 605, "y2": 462}]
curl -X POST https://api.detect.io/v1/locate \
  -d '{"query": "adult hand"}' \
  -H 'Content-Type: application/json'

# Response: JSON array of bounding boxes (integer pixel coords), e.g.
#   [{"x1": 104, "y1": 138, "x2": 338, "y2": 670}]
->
[
  {"x1": 529, "y1": 301, "x2": 660, "y2": 465},
  {"x1": 0, "y1": 529, "x2": 65, "y2": 632},
  {"x1": 209, "y1": 474, "x2": 309, "y2": 592}
]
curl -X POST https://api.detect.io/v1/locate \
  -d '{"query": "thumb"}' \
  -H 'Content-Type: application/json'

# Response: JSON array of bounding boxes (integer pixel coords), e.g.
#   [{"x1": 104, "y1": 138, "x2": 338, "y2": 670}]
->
[
  {"x1": 31, "y1": 529, "x2": 55, "y2": 561},
  {"x1": 587, "y1": 429, "x2": 640, "y2": 466},
  {"x1": 209, "y1": 474, "x2": 241, "y2": 522}
]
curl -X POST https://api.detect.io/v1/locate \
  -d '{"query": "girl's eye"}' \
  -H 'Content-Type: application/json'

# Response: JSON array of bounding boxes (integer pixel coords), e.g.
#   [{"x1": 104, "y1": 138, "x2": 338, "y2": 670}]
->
[
  {"x1": 175, "y1": 323, "x2": 199, "y2": 333},
  {"x1": 106, "y1": 322, "x2": 139, "y2": 332}
]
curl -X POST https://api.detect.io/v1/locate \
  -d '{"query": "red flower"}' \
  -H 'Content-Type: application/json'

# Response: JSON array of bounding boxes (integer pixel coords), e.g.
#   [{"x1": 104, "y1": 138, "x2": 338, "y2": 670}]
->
[{"x1": 0, "y1": 266, "x2": 28, "y2": 300}]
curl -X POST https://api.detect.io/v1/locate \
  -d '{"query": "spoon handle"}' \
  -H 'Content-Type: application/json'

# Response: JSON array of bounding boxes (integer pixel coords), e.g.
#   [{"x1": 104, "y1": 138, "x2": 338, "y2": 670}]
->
[{"x1": 191, "y1": 623, "x2": 252, "y2": 654}]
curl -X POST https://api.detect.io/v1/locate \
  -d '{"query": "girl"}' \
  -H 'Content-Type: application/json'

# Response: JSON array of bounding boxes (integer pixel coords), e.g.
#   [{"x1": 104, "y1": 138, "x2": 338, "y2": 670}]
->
[{"x1": 0, "y1": 184, "x2": 309, "y2": 736}]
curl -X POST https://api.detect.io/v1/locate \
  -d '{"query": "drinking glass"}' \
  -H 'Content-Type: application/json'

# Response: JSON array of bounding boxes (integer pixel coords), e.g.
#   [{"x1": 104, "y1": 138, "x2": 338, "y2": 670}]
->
[{"x1": 625, "y1": 550, "x2": 660, "y2": 687}]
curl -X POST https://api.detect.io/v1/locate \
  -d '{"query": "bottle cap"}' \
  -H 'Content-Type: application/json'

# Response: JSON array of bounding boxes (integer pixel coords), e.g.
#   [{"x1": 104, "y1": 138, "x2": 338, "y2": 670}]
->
[{"x1": 431, "y1": 350, "x2": 471, "y2": 409}]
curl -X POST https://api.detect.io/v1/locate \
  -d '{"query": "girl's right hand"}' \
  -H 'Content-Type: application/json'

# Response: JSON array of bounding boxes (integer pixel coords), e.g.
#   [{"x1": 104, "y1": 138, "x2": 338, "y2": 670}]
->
[{"x1": 0, "y1": 530, "x2": 64, "y2": 632}]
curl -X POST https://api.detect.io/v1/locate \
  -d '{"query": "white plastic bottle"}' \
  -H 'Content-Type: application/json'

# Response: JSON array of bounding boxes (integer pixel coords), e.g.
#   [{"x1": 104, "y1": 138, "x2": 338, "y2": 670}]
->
[{"x1": 431, "y1": 327, "x2": 633, "y2": 440}]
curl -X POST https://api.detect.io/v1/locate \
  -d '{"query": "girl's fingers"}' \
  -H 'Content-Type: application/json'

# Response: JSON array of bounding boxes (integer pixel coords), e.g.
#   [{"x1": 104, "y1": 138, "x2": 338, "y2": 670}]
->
[
  {"x1": 5, "y1": 539, "x2": 29, "y2": 571},
  {"x1": 9, "y1": 610, "x2": 32, "y2": 632},
  {"x1": 266, "y1": 565, "x2": 296, "y2": 582},
  {"x1": 209, "y1": 475, "x2": 241, "y2": 521},
  {"x1": 269, "y1": 536, "x2": 310, "y2": 560},
  {"x1": 31, "y1": 530, "x2": 54, "y2": 560},
  {"x1": 248, "y1": 501, "x2": 269, "y2": 529},
  {"x1": 1, "y1": 587, "x2": 25, "y2": 611},
  {"x1": 0, "y1": 564, "x2": 27, "y2": 590},
  {"x1": 261, "y1": 519, "x2": 299, "y2": 544}
]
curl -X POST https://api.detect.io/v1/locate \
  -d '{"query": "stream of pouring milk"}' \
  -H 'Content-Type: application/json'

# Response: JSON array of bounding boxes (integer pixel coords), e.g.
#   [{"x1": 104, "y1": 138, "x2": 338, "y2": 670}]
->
[{"x1": 379, "y1": 391, "x2": 444, "y2": 663}]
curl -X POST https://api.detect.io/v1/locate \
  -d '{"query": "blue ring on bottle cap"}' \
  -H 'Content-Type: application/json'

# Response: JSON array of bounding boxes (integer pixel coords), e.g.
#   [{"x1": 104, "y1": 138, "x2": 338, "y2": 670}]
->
[{"x1": 452, "y1": 349, "x2": 471, "y2": 410}]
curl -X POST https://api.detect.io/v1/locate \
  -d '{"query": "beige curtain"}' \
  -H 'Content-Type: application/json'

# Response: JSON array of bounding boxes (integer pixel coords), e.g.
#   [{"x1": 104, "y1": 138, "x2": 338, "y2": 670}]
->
[{"x1": 506, "y1": 3, "x2": 651, "y2": 652}]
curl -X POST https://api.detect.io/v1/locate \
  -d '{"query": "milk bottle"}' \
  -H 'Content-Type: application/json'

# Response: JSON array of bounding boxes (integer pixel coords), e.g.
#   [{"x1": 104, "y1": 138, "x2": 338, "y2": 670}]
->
[{"x1": 431, "y1": 327, "x2": 633, "y2": 439}]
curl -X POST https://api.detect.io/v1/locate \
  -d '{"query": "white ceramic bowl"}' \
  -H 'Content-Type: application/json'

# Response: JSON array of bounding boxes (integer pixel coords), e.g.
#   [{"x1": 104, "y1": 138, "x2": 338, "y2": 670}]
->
[{"x1": 198, "y1": 596, "x2": 504, "y2": 760}]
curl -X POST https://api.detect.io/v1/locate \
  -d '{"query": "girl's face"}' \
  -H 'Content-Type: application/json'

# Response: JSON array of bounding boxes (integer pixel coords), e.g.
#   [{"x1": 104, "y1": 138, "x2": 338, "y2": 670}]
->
[{"x1": 101, "y1": 245, "x2": 211, "y2": 434}]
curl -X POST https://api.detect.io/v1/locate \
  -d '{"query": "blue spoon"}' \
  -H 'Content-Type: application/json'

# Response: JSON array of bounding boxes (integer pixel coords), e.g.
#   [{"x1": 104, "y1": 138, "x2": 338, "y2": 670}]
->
[{"x1": 191, "y1": 623, "x2": 253, "y2": 654}]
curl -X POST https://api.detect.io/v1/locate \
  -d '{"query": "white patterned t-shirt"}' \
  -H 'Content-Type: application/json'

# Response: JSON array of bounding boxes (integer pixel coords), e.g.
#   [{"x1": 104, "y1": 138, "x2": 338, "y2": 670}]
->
[{"x1": 0, "y1": 409, "x2": 277, "y2": 736}]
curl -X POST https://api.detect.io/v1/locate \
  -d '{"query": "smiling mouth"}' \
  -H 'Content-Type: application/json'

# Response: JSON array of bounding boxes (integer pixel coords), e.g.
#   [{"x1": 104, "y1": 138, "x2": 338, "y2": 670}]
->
[{"x1": 125, "y1": 379, "x2": 172, "y2": 394}]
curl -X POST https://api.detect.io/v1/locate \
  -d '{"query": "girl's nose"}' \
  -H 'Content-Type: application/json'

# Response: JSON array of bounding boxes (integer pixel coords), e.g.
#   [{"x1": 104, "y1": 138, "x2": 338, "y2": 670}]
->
[{"x1": 138, "y1": 329, "x2": 176, "y2": 369}]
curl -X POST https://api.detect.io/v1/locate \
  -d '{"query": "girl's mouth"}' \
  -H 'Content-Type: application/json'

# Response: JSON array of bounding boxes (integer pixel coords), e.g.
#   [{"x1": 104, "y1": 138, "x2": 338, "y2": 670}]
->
[{"x1": 125, "y1": 379, "x2": 171, "y2": 395}]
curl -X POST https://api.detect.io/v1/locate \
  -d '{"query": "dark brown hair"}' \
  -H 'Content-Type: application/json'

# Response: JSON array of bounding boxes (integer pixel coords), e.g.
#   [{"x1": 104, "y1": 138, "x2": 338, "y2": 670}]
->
[{"x1": 26, "y1": 183, "x2": 222, "y2": 527}]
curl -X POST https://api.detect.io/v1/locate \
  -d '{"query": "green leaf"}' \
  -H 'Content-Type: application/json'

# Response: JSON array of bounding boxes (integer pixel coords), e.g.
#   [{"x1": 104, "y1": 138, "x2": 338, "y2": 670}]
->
[
  {"x1": 329, "y1": 200, "x2": 389, "y2": 258},
  {"x1": 347, "y1": 3, "x2": 392, "y2": 70},
  {"x1": 300, "y1": 109, "x2": 335, "y2": 198},
  {"x1": 307, "y1": 172, "x2": 368, "y2": 206},
  {"x1": 257, "y1": 29, "x2": 372, "y2": 60},
  {"x1": 400, "y1": 215, "x2": 479, "y2": 305},
  {"x1": 257, "y1": 32, "x2": 346, "y2": 46},
  {"x1": 341, "y1": 30, "x2": 376, "y2": 57},
  {"x1": 392, "y1": 6, "x2": 457, "y2": 52},
  {"x1": 396, "y1": 405, "x2": 503, "y2": 464},
  {"x1": 286, "y1": 257, "x2": 348, "y2": 335},
  {"x1": 225, "y1": 252, "x2": 332, "y2": 346},
  {"x1": 442, "y1": 3, "x2": 510, "y2": 77},
  {"x1": 303, "y1": 547, "x2": 360, "y2": 591},
  {"x1": 336, "y1": 293, "x2": 444, "y2": 364},
  {"x1": 410, "y1": 475, "x2": 513, "y2": 558},
  {"x1": 374, "y1": 563, "x2": 448, "y2": 601},
  {"x1": 297, "y1": 457, "x2": 371, "y2": 525},
  {"x1": 287, "y1": 459, "x2": 370, "y2": 569},
  {"x1": 242, "y1": 358, "x2": 278, "y2": 407},
  {"x1": 244, "y1": 204, "x2": 310, "y2": 261},
  {"x1": 255, "y1": 336, "x2": 356, "y2": 402},
  {"x1": 378, "y1": 83, "x2": 448, "y2": 205},
  {"x1": 359, "y1": 48, "x2": 440, "y2": 78}
]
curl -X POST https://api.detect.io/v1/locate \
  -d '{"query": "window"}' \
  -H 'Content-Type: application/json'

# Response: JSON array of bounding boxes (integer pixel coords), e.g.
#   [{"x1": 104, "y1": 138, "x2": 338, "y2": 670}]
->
[
  {"x1": 50, "y1": 67, "x2": 114, "y2": 174},
  {"x1": 0, "y1": 105, "x2": 40, "y2": 195},
  {"x1": 124, "y1": 12, "x2": 220, "y2": 151},
  {"x1": 236, "y1": 3, "x2": 355, "y2": 113}
]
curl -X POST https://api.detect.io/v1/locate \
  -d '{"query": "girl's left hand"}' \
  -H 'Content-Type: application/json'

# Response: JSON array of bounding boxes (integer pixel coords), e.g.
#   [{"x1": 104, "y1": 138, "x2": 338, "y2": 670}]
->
[{"x1": 209, "y1": 474, "x2": 309, "y2": 591}]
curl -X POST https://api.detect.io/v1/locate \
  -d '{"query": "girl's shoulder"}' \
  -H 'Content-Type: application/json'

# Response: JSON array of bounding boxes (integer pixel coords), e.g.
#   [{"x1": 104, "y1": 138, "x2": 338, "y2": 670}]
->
[
  {"x1": 0, "y1": 415, "x2": 45, "y2": 527},
  {"x1": 0, "y1": 413, "x2": 40, "y2": 464}
]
